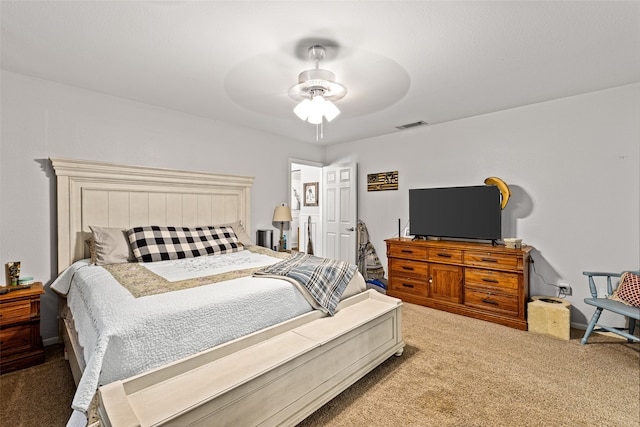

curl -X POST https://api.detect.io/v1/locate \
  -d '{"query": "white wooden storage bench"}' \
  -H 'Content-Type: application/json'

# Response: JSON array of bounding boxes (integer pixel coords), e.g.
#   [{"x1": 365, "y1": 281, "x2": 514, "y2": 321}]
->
[{"x1": 99, "y1": 290, "x2": 404, "y2": 426}]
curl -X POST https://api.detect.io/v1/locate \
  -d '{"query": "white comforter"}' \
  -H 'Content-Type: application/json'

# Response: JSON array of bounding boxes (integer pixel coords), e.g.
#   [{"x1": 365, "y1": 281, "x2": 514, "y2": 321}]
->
[{"x1": 52, "y1": 250, "x2": 328, "y2": 415}]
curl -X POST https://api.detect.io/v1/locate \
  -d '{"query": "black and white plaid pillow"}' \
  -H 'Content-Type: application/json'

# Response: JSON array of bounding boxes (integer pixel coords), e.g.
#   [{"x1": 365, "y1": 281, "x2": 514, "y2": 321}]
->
[{"x1": 126, "y1": 225, "x2": 243, "y2": 262}]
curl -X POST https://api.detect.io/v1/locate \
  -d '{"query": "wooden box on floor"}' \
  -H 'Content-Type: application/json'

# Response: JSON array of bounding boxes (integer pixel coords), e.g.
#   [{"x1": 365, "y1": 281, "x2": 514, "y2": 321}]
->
[{"x1": 528, "y1": 296, "x2": 570, "y2": 340}]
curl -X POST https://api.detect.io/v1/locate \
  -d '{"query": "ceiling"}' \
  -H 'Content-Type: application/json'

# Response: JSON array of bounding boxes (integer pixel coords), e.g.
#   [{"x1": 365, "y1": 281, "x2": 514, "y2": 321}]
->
[{"x1": 2, "y1": 1, "x2": 639, "y2": 145}]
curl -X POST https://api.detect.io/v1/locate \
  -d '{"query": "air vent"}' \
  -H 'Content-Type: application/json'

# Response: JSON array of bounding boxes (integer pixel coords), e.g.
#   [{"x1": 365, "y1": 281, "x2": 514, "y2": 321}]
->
[{"x1": 396, "y1": 121, "x2": 428, "y2": 130}]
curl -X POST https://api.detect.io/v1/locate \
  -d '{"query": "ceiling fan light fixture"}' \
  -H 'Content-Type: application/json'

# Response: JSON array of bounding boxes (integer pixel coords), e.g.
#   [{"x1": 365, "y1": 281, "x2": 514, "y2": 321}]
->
[
  {"x1": 307, "y1": 96, "x2": 325, "y2": 124},
  {"x1": 293, "y1": 98, "x2": 312, "y2": 120},
  {"x1": 322, "y1": 99, "x2": 340, "y2": 122},
  {"x1": 289, "y1": 45, "x2": 347, "y2": 138},
  {"x1": 308, "y1": 112, "x2": 323, "y2": 125}
]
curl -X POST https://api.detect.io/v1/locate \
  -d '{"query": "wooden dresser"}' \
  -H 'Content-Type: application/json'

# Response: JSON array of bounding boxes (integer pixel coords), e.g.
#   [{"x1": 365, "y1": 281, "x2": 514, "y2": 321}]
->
[
  {"x1": 386, "y1": 238, "x2": 532, "y2": 330},
  {"x1": 0, "y1": 282, "x2": 45, "y2": 373}
]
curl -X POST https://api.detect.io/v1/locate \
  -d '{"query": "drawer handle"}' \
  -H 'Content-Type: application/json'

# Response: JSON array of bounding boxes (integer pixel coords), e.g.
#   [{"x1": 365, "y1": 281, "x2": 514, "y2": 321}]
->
[
  {"x1": 482, "y1": 299, "x2": 499, "y2": 305},
  {"x1": 401, "y1": 250, "x2": 413, "y2": 254},
  {"x1": 402, "y1": 266, "x2": 414, "y2": 271},
  {"x1": 481, "y1": 258, "x2": 498, "y2": 263},
  {"x1": 482, "y1": 278, "x2": 499, "y2": 283},
  {"x1": 401, "y1": 283, "x2": 415, "y2": 288},
  {"x1": 436, "y1": 253, "x2": 452, "y2": 258}
]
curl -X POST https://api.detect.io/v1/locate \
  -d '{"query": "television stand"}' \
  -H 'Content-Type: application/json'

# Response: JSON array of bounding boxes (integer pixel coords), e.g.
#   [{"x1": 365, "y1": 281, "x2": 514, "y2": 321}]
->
[{"x1": 386, "y1": 238, "x2": 532, "y2": 330}]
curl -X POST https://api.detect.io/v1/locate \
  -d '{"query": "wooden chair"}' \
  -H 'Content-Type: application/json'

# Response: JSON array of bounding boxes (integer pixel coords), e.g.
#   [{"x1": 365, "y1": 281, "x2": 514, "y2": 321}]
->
[{"x1": 581, "y1": 271, "x2": 640, "y2": 345}]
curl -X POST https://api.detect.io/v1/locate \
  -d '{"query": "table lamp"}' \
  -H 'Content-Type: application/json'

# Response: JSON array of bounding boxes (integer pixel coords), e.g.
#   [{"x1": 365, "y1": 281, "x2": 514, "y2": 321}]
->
[{"x1": 273, "y1": 204, "x2": 292, "y2": 251}]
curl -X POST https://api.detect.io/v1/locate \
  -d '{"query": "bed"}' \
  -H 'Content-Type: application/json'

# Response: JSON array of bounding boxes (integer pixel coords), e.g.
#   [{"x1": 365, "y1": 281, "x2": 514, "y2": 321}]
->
[{"x1": 50, "y1": 157, "x2": 404, "y2": 426}]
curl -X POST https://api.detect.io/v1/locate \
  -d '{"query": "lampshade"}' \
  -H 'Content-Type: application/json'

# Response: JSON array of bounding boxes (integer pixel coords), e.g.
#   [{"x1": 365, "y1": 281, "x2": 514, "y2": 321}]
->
[{"x1": 273, "y1": 205, "x2": 292, "y2": 222}]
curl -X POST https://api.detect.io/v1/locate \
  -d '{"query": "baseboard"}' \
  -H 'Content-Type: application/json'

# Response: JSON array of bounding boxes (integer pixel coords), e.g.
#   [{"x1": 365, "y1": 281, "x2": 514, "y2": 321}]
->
[{"x1": 43, "y1": 336, "x2": 60, "y2": 347}]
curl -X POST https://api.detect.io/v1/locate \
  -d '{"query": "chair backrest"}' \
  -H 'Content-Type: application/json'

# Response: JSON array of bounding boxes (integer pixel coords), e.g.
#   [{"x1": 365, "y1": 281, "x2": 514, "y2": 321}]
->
[{"x1": 583, "y1": 270, "x2": 640, "y2": 299}]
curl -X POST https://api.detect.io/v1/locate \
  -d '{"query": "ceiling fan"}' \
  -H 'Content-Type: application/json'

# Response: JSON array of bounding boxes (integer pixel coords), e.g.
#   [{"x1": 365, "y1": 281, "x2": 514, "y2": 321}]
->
[{"x1": 288, "y1": 45, "x2": 347, "y2": 140}]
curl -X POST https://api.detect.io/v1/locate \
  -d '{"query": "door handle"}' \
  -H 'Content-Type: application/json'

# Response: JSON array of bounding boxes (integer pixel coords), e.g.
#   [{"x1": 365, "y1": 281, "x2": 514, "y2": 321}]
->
[{"x1": 346, "y1": 227, "x2": 355, "y2": 231}]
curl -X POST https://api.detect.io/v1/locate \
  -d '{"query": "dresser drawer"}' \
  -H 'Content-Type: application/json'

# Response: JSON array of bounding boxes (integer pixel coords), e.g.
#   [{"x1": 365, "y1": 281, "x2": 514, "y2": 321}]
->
[
  {"x1": 465, "y1": 268, "x2": 519, "y2": 294},
  {"x1": 0, "y1": 300, "x2": 32, "y2": 326},
  {"x1": 0, "y1": 324, "x2": 32, "y2": 357},
  {"x1": 427, "y1": 248, "x2": 463, "y2": 264},
  {"x1": 389, "y1": 276, "x2": 428, "y2": 297},
  {"x1": 464, "y1": 250, "x2": 518, "y2": 270},
  {"x1": 389, "y1": 245, "x2": 428, "y2": 261},
  {"x1": 464, "y1": 289, "x2": 518, "y2": 316},
  {"x1": 390, "y1": 259, "x2": 428, "y2": 278}
]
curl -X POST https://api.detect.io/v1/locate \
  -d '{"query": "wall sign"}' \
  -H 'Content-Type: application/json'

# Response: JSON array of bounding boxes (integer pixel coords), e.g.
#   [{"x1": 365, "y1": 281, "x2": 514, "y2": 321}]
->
[{"x1": 367, "y1": 171, "x2": 398, "y2": 191}]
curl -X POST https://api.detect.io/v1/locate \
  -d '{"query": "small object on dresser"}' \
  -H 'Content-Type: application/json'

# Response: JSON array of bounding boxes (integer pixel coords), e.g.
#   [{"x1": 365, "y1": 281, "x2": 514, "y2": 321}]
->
[
  {"x1": 5, "y1": 261, "x2": 21, "y2": 286},
  {"x1": 504, "y1": 238, "x2": 522, "y2": 249},
  {"x1": 19, "y1": 276, "x2": 34, "y2": 285},
  {"x1": 0, "y1": 284, "x2": 31, "y2": 294}
]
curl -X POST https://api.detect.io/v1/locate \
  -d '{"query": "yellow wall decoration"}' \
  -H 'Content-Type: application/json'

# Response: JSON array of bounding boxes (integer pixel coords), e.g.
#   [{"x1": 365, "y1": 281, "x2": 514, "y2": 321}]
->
[{"x1": 367, "y1": 171, "x2": 398, "y2": 191}]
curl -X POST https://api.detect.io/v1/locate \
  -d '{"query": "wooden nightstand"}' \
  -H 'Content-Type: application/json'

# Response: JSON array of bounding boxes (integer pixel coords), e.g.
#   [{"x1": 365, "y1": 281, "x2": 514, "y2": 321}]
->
[{"x1": 0, "y1": 282, "x2": 45, "y2": 373}]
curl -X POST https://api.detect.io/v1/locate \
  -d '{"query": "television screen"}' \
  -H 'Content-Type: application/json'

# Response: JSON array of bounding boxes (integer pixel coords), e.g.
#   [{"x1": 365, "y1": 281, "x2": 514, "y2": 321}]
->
[{"x1": 409, "y1": 185, "x2": 502, "y2": 241}]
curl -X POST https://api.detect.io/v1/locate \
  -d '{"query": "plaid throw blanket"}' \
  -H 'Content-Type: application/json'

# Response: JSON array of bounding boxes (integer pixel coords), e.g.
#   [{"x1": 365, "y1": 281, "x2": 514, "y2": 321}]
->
[{"x1": 255, "y1": 252, "x2": 357, "y2": 315}]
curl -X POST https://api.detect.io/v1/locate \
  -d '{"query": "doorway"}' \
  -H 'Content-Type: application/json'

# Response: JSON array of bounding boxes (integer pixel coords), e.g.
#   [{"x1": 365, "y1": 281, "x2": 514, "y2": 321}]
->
[
  {"x1": 289, "y1": 159, "x2": 358, "y2": 263},
  {"x1": 289, "y1": 160, "x2": 323, "y2": 256}
]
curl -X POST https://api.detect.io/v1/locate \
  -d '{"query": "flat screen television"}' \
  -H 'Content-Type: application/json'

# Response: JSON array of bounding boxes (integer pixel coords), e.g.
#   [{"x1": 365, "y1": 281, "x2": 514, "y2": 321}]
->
[{"x1": 409, "y1": 185, "x2": 502, "y2": 241}]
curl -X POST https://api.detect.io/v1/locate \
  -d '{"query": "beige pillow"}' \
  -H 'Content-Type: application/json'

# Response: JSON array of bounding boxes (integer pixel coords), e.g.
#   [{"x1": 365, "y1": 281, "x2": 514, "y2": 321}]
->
[
  {"x1": 216, "y1": 221, "x2": 253, "y2": 246},
  {"x1": 89, "y1": 226, "x2": 134, "y2": 265}
]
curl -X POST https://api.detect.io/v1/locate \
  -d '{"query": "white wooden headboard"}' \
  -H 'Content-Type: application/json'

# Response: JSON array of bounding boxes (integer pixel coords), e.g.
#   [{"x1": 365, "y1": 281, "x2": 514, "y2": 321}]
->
[{"x1": 51, "y1": 158, "x2": 254, "y2": 273}]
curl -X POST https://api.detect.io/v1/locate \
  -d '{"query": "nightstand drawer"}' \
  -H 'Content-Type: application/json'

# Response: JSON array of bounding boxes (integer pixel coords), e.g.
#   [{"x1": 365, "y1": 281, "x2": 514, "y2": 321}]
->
[
  {"x1": 464, "y1": 289, "x2": 518, "y2": 316},
  {"x1": 0, "y1": 300, "x2": 32, "y2": 326},
  {"x1": 464, "y1": 251, "x2": 518, "y2": 270},
  {"x1": 390, "y1": 259, "x2": 428, "y2": 278},
  {"x1": 465, "y1": 268, "x2": 519, "y2": 294},
  {"x1": 0, "y1": 324, "x2": 32, "y2": 356}
]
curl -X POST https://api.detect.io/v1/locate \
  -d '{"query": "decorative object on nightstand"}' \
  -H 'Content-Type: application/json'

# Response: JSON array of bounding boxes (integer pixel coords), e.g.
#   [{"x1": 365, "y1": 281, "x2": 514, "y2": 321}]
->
[
  {"x1": 273, "y1": 204, "x2": 292, "y2": 252},
  {"x1": 5, "y1": 261, "x2": 21, "y2": 286},
  {"x1": 0, "y1": 281, "x2": 45, "y2": 373}
]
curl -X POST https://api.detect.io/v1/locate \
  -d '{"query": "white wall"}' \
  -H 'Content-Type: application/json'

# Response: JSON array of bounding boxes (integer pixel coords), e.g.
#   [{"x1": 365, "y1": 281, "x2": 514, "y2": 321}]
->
[
  {"x1": 2, "y1": 70, "x2": 637, "y2": 342},
  {"x1": 326, "y1": 83, "x2": 640, "y2": 328},
  {"x1": 0, "y1": 71, "x2": 325, "y2": 343}
]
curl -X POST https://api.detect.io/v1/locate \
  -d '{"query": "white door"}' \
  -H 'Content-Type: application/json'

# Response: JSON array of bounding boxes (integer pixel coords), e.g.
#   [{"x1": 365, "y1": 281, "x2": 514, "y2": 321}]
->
[{"x1": 322, "y1": 162, "x2": 357, "y2": 263}]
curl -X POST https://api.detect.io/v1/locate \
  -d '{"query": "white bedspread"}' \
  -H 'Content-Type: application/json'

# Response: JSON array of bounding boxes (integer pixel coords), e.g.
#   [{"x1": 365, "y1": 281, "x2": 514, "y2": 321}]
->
[
  {"x1": 143, "y1": 250, "x2": 279, "y2": 281},
  {"x1": 51, "y1": 252, "x2": 316, "y2": 414}
]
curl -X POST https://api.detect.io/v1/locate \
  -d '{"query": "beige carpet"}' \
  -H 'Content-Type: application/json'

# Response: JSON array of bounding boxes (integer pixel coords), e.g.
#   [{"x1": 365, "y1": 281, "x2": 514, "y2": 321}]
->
[
  {"x1": 1, "y1": 344, "x2": 75, "y2": 425},
  {"x1": 1, "y1": 302, "x2": 638, "y2": 426}
]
